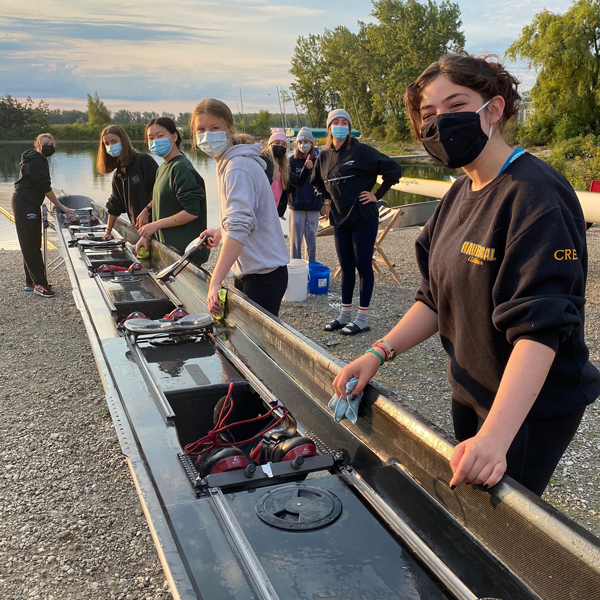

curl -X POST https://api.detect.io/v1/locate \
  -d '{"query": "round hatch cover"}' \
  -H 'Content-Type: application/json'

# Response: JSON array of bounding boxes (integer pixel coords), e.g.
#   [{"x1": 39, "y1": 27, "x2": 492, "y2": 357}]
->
[{"x1": 256, "y1": 484, "x2": 342, "y2": 531}]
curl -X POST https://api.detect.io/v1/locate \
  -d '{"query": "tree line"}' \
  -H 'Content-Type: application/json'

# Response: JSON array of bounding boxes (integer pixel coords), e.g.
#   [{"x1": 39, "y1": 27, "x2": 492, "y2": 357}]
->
[{"x1": 0, "y1": 90, "x2": 306, "y2": 141}]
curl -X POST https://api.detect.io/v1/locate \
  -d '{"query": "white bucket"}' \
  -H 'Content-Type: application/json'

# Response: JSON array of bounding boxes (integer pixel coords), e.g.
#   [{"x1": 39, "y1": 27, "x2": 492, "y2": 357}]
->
[{"x1": 283, "y1": 259, "x2": 308, "y2": 302}]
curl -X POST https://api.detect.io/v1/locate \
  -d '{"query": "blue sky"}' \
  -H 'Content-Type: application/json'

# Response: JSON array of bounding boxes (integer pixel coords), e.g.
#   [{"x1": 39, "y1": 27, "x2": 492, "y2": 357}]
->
[{"x1": 0, "y1": 0, "x2": 574, "y2": 114}]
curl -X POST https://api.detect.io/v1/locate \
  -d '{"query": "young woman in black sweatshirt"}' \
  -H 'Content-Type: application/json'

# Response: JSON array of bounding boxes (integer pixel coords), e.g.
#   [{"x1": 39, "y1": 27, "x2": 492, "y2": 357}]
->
[
  {"x1": 311, "y1": 109, "x2": 402, "y2": 335},
  {"x1": 333, "y1": 53, "x2": 600, "y2": 496},
  {"x1": 96, "y1": 125, "x2": 158, "y2": 239},
  {"x1": 11, "y1": 133, "x2": 75, "y2": 297}
]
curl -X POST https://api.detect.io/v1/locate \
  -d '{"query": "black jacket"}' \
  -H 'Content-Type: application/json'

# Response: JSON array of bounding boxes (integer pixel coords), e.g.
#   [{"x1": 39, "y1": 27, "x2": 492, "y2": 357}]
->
[
  {"x1": 311, "y1": 138, "x2": 402, "y2": 230},
  {"x1": 106, "y1": 152, "x2": 158, "y2": 224},
  {"x1": 261, "y1": 151, "x2": 312, "y2": 218},
  {"x1": 415, "y1": 152, "x2": 600, "y2": 417},
  {"x1": 288, "y1": 151, "x2": 323, "y2": 212},
  {"x1": 13, "y1": 150, "x2": 52, "y2": 207}
]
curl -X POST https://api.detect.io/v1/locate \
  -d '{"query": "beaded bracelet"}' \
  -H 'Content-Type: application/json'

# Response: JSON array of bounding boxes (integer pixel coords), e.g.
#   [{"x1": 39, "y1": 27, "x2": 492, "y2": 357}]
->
[
  {"x1": 372, "y1": 342, "x2": 390, "y2": 362},
  {"x1": 365, "y1": 348, "x2": 385, "y2": 366}
]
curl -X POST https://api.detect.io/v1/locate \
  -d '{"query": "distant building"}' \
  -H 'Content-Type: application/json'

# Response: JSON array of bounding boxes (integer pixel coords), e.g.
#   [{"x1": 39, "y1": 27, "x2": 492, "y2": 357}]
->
[{"x1": 517, "y1": 101, "x2": 534, "y2": 124}]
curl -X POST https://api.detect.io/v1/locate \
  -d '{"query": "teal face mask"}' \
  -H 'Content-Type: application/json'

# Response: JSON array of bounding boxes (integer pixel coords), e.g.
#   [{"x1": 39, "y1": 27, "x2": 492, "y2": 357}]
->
[
  {"x1": 149, "y1": 136, "x2": 173, "y2": 157},
  {"x1": 331, "y1": 125, "x2": 349, "y2": 141}
]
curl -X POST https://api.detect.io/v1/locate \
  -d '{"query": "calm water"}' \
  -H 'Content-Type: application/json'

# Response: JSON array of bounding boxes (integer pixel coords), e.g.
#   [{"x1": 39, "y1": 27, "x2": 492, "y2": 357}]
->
[{"x1": 0, "y1": 142, "x2": 454, "y2": 229}]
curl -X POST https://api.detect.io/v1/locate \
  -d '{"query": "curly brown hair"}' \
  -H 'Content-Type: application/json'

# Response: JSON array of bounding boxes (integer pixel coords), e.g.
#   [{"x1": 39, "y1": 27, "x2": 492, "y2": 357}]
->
[{"x1": 405, "y1": 52, "x2": 521, "y2": 139}]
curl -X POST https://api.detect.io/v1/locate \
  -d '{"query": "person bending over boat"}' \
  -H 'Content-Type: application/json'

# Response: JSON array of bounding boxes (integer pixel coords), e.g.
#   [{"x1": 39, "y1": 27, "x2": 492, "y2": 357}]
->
[
  {"x1": 191, "y1": 98, "x2": 289, "y2": 317},
  {"x1": 288, "y1": 127, "x2": 322, "y2": 262},
  {"x1": 96, "y1": 125, "x2": 158, "y2": 240},
  {"x1": 333, "y1": 53, "x2": 600, "y2": 496},
  {"x1": 261, "y1": 128, "x2": 312, "y2": 219},
  {"x1": 311, "y1": 109, "x2": 402, "y2": 335},
  {"x1": 135, "y1": 117, "x2": 208, "y2": 266},
  {"x1": 11, "y1": 133, "x2": 75, "y2": 298}
]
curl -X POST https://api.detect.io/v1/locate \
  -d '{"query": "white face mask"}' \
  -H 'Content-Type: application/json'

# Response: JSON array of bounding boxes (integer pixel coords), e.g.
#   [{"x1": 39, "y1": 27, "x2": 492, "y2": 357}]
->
[
  {"x1": 299, "y1": 143, "x2": 312, "y2": 154},
  {"x1": 196, "y1": 130, "x2": 229, "y2": 157}
]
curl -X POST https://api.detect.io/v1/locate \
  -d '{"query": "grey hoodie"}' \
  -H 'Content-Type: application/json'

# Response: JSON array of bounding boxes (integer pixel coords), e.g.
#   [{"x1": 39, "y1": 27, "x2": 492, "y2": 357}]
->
[{"x1": 217, "y1": 143, "x2": 289, "y2": 278}]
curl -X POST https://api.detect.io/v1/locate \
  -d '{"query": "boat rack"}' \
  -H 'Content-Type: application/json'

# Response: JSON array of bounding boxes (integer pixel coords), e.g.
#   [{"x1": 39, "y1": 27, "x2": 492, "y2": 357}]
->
[{"x1": 52, "y1": 199, "x2": 600, "y2": 600}]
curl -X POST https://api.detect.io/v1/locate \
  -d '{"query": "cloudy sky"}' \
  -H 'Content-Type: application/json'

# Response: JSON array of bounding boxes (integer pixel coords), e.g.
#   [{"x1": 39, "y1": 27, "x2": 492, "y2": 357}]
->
[{"x1": 0, "y1": 0, "x2": 574, "y2": 114}]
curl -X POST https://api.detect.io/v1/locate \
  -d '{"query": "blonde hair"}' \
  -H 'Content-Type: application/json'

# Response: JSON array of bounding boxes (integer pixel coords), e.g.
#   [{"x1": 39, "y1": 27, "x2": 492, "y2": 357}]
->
[
  {"x1": 232, "y1": 133, "x2": 255, "y2": 145},
  {"x1": 34, "y1": 133, "x2": 54, "y2": 151},
  {"x1": 97, "y1": 125, "x2": 137, "y2": 174},
  {"x1": 264, "y1": 145, "x2": 289, "y2": 189},
  {"x1": 189, "y1": 98, "x2": 234, "y2": 150}
]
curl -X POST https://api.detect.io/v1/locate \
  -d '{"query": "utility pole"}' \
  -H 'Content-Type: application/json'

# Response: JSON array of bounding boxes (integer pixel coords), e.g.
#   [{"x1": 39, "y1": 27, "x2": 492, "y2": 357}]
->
[
  {"x1": 239, "y1": 88, "x2": 245, "y2": 132},
  {"x1": 276, "y1": 86, "x2": 285, "y2": 128}
]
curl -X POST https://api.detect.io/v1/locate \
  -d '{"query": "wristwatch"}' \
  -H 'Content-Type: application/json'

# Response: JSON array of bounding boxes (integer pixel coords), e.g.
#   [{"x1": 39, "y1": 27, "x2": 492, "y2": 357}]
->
[
  {"x1": 376, "y1": 339, "x2": 396, "y2": 361},
  {"x1": 145, "y1": 205, "x2": 152, "y2": 214}
]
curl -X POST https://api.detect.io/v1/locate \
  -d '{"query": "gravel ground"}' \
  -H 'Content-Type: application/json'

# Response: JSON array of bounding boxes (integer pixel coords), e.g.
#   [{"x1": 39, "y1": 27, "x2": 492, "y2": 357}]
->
[
  {"x1": 0, "y1": 250, "x2": 172, "y2": 600},
  {"x1": 215, "y1": 226, "x2": 600, "y2": 538}
]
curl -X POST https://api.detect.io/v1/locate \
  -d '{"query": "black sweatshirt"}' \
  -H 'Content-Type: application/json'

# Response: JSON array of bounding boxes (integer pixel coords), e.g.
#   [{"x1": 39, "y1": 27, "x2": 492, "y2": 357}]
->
[
  {"x1": 13, "y1": 150, "x2": 52, "y2": 207},
  {"x1": 311, "y1": 137, "x2": 402, "y2": 230},
  {"x1": 415, "y1": 153, "x2": 600, "y2": 418},
  {"x1": 106, "y1": 152, "x2": 158, "y2": 224}
]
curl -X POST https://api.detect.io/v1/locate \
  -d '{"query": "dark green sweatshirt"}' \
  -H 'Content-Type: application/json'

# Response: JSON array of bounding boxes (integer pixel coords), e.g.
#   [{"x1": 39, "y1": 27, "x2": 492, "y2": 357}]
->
[
  {"x1": 152, "y1": 154, "x2": 208, "y2": 266},
  {"x1": 415, "y1": 153, "x2": 600, "y2": 417}
]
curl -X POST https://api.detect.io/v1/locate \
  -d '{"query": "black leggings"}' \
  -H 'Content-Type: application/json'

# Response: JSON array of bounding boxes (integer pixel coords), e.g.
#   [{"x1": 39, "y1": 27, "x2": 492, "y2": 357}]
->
[
  {"x1": 452, "y1": 399, "x2": 585, "y2": 496},
  {"x1": 234, "y1": 265, "x2": 288, "y2": 317},
  {"x1": 333, "y1": 224, "x2": 378, "y2": 307},
  {"x1": 11, "y1": 195, "x2": 48, "y2": 288}
]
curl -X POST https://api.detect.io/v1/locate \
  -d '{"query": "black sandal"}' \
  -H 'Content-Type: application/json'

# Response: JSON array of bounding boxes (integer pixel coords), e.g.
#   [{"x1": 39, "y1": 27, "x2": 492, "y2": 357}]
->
[
  {"x1": 323, "y1": 319, "x2": 346, "y2": 332},
  {"x1": 340, "y1": 322, "x2": 371, "y2": 336}
]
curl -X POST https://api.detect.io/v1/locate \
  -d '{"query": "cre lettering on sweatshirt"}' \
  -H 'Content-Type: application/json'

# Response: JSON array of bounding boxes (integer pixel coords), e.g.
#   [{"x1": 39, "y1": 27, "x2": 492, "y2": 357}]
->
[
  {"x1": 554, "y1": 248, "x2": 578, "y2": 260},
  {"x1": 460, "y1": 240, "x2": 496, "y2": 263}
]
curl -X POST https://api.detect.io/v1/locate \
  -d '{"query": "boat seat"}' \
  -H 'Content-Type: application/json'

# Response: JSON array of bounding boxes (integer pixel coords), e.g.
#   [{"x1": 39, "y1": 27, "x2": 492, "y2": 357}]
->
[
  {"x1": 124, "y1": 313, "x2": 214, "y2": 336},
  {"x1": 77, "y1": 239, "x2": 126, "y2": 249}
]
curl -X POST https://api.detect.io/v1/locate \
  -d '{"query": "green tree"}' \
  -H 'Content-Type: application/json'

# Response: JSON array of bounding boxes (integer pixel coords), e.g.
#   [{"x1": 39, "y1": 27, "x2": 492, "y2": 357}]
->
[
  {"x1": 0, "y1": 94, "x2": 50, "y2": 139},
  {"x1": 255, "y1": 110, "x2": 271, "y2": 134},
  {"x1": 290, "y1": 33, "x2": 332, "y2": 127},
  {"x1": 87, "y1": 92, "x2": 111, "y2": 127},
  {"x1": 112, "y1": 109, "x2": 135, "y2": 124},
  {"x1": 506, "y1": 0, "x2": 600, "y2": 139},
  {"x1": 360, "y1": 0, "x2": 465, "y2": 139}
]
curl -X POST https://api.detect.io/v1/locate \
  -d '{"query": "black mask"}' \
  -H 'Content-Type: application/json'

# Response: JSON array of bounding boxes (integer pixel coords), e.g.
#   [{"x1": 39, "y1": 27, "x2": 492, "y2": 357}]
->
[
  {"x1": 420, "y1": 105, "x2": 490, "y2": 169},
  {"x1": 41, "y1": 145, "x2": 55, "y2": 157},
  {"x1": 271, "y1": 145, "x2": 286, "y2": 159}
]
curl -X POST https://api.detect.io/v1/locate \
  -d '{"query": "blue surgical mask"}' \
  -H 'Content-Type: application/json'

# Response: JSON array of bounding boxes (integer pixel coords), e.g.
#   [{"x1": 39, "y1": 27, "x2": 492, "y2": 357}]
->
[
  {"x1": 299, "y1": 143, "x2": 312, "y2": 154},
  {"x1": 331, "y1": 126, "x2": 349, "y2": 141},
  {"x1": 196, "y1": 131, "x2": 229, "y2": 158},
  {"x1": 149, "y1": 136, "x2": 173, "y2": 158},
  {"x1": 106, "y1": 143, "x2": 122, "y2": 158}
]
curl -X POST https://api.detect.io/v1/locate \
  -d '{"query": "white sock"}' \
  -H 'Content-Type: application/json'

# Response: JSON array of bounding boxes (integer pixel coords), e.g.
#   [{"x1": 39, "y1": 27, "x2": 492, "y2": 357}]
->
[
  {"x1": 354, "y1": 306, "x2": 369, "y2": 329},
  {"x1": 338, "y1": 304, "x2": 352, "y2": 325}
]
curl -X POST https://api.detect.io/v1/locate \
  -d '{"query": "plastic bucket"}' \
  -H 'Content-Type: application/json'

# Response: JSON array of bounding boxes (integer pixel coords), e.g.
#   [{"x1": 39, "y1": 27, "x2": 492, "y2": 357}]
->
[
  {"x1": 308, "y1": 262, "x2": 331, "y2": 295},
  {"x1": 284, "y1": 259, "x2": 308, "y2": 302}
]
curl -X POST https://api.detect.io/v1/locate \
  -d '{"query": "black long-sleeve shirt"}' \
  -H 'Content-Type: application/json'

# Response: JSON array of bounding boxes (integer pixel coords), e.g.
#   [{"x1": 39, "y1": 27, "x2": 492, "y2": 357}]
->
[
  {"x1": 311, "y1": 137, "x2": 402, "y2": 230},
  {"x1": 13, "y1": 150, "x2": 52, "y2": 207},
  {"x1": 106, "y1": 152, "x2": 158, "y2": 224},
  {"x1": 415, "y1": 152, "x2": 600, "y2": 417}
]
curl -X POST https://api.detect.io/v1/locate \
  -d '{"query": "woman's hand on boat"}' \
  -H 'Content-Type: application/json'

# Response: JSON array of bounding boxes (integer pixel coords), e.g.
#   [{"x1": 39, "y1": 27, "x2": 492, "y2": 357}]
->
[
  {"x1": 449, "y1": 432, "x2": 508, "y2": 490},
  {"x1": 136, "y1": 210, "x2": 149, "y2": 228},
  {"x1": 138, "y1": 222, "x2": 159, "y2": 238},
  {"x1": 200, "y1": 228, "x2": 221, "y2": 248},
  {"x1": 135, "y1": 236, "x2": 149, "y2": 255},
  {"x1": 333, "y1": 352, "x2": 381, "y2": 399},
  {"x1": 206, "y1": 282, "x2": 222, "y2": 316},
  {"x1": 359, "y1": 191, "x2": 377, "y2": 204},
  {"x1": 58, "y1": 204, "x2": 76, "y2": 216}
]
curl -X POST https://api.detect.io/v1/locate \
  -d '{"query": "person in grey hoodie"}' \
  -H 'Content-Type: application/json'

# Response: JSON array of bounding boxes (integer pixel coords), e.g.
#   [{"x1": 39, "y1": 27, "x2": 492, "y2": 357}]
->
[{"x1": 190, "y1": 98, "x2": 289, "y2": 317}]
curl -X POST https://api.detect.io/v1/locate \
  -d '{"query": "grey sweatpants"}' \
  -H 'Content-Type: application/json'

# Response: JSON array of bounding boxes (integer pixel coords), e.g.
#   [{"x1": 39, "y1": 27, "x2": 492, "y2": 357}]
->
[{"x1": 289, "y1": 210, "x2": 320, "y2": 262}]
